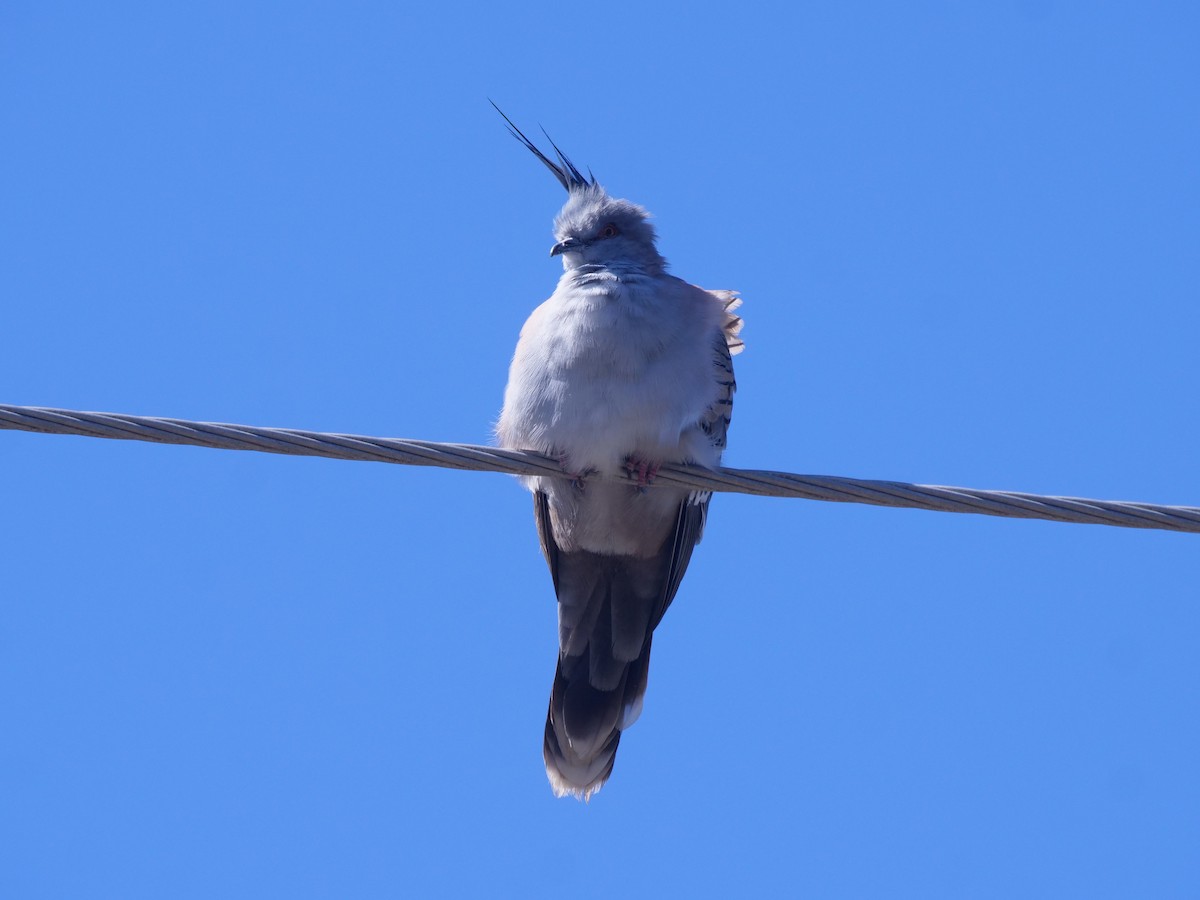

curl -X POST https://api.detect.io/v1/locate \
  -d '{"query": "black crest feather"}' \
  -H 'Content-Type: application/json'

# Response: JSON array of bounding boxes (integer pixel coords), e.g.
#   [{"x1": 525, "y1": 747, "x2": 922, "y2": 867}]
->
[{"x1": 490, "y1": 100, "x2": 594, "y2": 193}]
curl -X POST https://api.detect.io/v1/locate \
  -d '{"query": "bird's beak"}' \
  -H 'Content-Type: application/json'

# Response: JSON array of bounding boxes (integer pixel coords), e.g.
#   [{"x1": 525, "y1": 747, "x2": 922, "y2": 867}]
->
[{"x1": 550, "y1": 237, "x2": 583, "y2": 257}]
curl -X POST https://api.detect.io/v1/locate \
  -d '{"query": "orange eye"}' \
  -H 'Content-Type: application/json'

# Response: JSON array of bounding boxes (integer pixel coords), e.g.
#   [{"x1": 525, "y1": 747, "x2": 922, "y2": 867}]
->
[{"x1": 600, "y1": 223, "x2": 619, "y2": 238}]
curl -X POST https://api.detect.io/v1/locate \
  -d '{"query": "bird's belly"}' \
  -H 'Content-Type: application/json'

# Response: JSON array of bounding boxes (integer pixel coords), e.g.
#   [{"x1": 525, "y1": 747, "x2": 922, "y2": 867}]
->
[
  {"x1": 542, "y1": 472, "x2": 684, "y2": 556},
  {"x1": 538, "y1": 374, "x2": 695, "y2": 475}
]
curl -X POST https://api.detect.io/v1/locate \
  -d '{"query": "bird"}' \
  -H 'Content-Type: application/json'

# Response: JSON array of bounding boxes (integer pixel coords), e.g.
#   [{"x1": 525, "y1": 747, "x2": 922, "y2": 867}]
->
[{"x1": 494, "y1": 106, "x2": 744, "y2": 800}]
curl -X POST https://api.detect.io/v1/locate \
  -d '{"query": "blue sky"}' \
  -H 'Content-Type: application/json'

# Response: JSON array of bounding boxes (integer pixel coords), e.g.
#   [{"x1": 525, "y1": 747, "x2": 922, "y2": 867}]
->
[{"x1": 3, "y1": 2, "x2": 1198, "y2": 897}]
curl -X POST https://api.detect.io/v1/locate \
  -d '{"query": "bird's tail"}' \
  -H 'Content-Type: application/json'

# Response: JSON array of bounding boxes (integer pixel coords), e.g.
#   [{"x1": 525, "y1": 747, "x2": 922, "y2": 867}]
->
[
  {"x1": 543, "y1": 637, "x2": 653, "y2": 801},
  {"x1": 533, "y1": 491, "x2": 706, "y2": 800}
]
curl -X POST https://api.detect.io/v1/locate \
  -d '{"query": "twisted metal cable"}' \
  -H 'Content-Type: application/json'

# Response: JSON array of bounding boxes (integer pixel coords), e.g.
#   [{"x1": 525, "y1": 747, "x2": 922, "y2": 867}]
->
[{"x1": 2, "y1": 403, "x2": 1197, "y2": 534}]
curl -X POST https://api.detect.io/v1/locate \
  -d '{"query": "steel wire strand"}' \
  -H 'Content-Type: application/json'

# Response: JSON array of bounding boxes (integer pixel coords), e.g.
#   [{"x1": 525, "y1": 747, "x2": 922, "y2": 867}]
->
[{"x1": 2, "y1": 403, "x2": 1197, "y2": 534}]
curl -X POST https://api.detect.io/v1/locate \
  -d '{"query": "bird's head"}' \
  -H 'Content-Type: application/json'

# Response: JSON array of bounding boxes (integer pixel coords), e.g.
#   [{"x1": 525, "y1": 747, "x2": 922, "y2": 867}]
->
[
  {"x1": 550, "y1": 185, "x2": 661, "y2": 271},
  {"x1": 493, "y1": 103, "x2": 664, "y2": 273}
]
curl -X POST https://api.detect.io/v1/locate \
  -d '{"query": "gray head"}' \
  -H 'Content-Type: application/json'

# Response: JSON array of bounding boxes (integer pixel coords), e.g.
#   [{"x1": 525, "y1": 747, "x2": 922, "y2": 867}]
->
[{"x1": 492, "y1": 103, "x2": 665, "y2": 274}]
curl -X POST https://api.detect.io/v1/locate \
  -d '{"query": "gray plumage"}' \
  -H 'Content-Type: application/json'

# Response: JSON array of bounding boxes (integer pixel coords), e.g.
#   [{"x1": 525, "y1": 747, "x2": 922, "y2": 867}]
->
[{"x1": 494, "y1": 107, "x2": 744, "y2": 800}]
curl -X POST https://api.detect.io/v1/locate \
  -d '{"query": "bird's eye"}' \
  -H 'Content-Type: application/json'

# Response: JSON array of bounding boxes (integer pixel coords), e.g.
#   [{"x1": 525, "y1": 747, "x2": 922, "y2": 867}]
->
[{"x1": 600, "y1": 223, "x2": 619, "y2": 238}]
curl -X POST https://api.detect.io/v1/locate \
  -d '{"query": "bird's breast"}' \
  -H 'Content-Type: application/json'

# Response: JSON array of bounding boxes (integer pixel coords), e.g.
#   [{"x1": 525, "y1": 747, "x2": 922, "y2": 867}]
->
[{"x1": 512, "y1": 303, "x2": 709, "y2": 470}]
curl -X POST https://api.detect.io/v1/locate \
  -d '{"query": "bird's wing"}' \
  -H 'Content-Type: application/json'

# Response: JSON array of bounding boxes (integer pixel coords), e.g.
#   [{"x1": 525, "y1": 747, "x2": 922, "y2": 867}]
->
[
  {"x1": 699, "y1": 294, "x2": 740, "y2": 453},
  {"x1": 656, "y1": 290, "x2": 741, "y2": 622}
]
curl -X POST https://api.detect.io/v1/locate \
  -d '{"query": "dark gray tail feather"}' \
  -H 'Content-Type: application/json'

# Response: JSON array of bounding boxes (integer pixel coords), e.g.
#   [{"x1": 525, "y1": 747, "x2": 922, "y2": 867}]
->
[
  {"x1": 543, "y1": 637, "x2": 653, "y2": 800},
  {"x1": 533, "y1": 491, "x2": 710, "y2": 800}
]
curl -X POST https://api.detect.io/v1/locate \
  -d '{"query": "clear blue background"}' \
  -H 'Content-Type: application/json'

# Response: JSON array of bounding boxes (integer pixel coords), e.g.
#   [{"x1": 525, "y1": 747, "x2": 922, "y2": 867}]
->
[{"x1": 3, "y1": 3, "x2": 1198, "y2": 897}]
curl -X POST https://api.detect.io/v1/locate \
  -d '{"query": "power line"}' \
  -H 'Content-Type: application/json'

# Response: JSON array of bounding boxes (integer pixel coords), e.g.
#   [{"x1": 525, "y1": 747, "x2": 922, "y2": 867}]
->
[{"x1": 2, "y1": 403, "x2": 1197, "y2": 534}]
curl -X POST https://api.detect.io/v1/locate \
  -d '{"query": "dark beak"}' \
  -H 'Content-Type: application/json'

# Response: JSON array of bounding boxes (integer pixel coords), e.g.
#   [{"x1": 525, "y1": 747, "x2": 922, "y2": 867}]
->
[{"x1": 550, "y1": 237, "x2": 583, "y2": 257}]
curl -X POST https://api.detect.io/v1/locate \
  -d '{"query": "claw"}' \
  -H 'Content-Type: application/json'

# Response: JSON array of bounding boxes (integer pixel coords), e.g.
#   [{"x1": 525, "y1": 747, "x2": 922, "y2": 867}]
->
[
  {"x1": 623, "y1": 455, "x2": 661, "y2": 490},
  {"x1": 558, "y1": 454, "x2": 595, "y2": 492}
]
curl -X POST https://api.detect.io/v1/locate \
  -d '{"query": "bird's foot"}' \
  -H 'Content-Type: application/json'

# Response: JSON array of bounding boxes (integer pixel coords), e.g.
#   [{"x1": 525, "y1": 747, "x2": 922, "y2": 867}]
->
[
  {"x1": 558, "y1": 454, "x2": 596, "y2": 492},
  {"x1": 623, "y1": 455, "x2": 661, "y2": 491}
]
